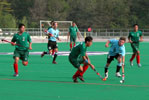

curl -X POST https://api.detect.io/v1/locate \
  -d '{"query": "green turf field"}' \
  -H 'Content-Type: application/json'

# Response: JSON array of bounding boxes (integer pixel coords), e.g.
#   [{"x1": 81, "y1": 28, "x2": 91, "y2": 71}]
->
[{"x1": 0, "y1": 42, "x2": 149, "y2": 100}]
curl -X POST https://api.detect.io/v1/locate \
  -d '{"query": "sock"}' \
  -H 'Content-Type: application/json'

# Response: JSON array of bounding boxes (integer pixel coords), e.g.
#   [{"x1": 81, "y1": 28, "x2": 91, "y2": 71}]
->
[
  {"x1": 52, "y1": 49, "x2": 55, "y2": 55},
  {"x1": 130, "y1": 54, "x2": 136, "y2": 62},
  {"x1": 73, "y1": 43, "x2": 76, "y2": 47},
  {"x1": 13, "y1": 63, "x2": 18, "y2": 74},
  {"x1": 73, "y1": 70, "x2": 81, "y2": 78},
  {"x1": 79, "y1": 65, "x2": 89, "y2": 76},
  {"x1": 53, "y1": 53, "x2": 58, "y2": 62},
  {"x1": 70, "y1": 43, "x2": 72, "y2": 49},
  {"x1": 105, "y1": 66, "x2": 108, "y2": 73},
  {"x1": 116, "y1": 66, "x2": 121, "y2": 73},
  {"x1": 136, "y1": 55, "x2": 140, "y2": 64}
]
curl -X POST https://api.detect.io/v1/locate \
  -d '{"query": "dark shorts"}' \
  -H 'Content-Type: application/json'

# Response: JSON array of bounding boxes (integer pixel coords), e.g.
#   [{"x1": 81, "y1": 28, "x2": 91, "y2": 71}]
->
[
  {"x1": 47, "y1": 40, "x2": 58, "y2": 50},
  {"x1": 13, "y1": 49, "x2": 29, "y2": 61},
  {"x1": 107, "y1": 54, "x2": 121, "y2": 64},
  {"x1": 69, "y1": 55, "x2": 84, "y2": 68},
  {"x1": 131, "y1": 42, "x2": 139, "y2": 53},
  {"x1": 70, "y1": 35, "x2": 76, "y2": 42}
]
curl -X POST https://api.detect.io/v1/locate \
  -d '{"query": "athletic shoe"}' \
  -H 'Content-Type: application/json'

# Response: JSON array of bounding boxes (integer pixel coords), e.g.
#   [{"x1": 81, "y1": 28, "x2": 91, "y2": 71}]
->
[
  {"x1": 72, "y1": 77, "x2": 78, "y2": 83},
  {"x1": 105, "y1": 72, "x2": 108, "y2": 79},
  {"x1": 13, "y1": 73, "x2": 19, "y2": 77},
  {"x1": 130, "y1": 61, "x2": 133, "y2": 66},
  {"x1": 138, "y1": 63, "x2": 142, "y2": 67},
  {"x1": 52, "y1": 61, "x2": 57, "y2": 64},
  {"x1": 78, "y1": 76, "x2": 85, "y2": 82},
  {"x1": 116, "y1": 72, "x2": 121, "y2": 77},
  {"x1": 41, "y1": 51, "x2": 45, "y2": 57}
]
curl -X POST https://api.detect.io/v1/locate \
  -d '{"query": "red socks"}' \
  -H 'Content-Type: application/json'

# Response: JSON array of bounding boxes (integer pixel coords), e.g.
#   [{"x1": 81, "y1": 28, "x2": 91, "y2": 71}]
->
[
  {"x1": 13, "y1": 63, "x2": 18, "y2": 74},
  {"x1": 130, "y1": 54, "x2": 136, "y2": 62},
  {"x1": 79, "y1": 65, "x2": 89, "y2": 76},
  {"x1": 70, "y1": 43, "x2": 72, "y2": 49},
  {"x1": 73, "y1": 43, "x2": 76, "y2": 47},
  {"x1": 52, "y1": 49, "x2": 55, "y2": 55},
  {"x1": 73, "y1": 65, "x2": 89, "y2": 78},
  {"x1": 136, "y1": 55, "x2": 140, "y2": 64}
]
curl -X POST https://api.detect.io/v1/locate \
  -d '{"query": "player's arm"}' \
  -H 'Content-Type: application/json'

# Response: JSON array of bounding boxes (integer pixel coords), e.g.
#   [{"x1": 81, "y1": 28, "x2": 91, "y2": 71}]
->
[
  {"x1": 82, "y1": 55, "x2": 95, "y2": 70},
  {"x1": 128, "y1": 33, "x2": 133, "y2": 43},
  {"x1": 11, "y1": 35, "x2": 16, "y2": 46},
  {"x1": 105, "y1": 40, "x2": 110, "y2": 47},
  {"x1": 77, "y1": 32, "x2": 80, "y2": 40},
  {"x1": 27, "y1": 34, "x2": 32, "y2": 50},
  {"x1": 76, "y1": 27, "x2": 80, "y2": 40},
  {"x1": 56, "y1": 32, "x2": 61, "y2": 41},
  {"x1": 67, "y1": 32, "x2": 70, "y2": 41},
  {"x1": 139, "y1": 36, "x2": 143, "y2": 42}
]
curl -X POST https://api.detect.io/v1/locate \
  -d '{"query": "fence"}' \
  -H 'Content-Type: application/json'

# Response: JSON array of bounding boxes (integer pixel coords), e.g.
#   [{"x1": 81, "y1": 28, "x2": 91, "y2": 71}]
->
[{"x1": 0, "y1": 28, "x2": 149, "y2": 39}]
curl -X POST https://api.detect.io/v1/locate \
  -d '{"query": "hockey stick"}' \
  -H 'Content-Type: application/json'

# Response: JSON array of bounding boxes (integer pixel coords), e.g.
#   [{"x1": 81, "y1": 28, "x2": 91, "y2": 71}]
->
[
  {"x1": 1, "y1": 39, "x2": 28, "y2": 49},
  {"x1": 93, "y1": 69, "x2": 103, "y2": 80}
]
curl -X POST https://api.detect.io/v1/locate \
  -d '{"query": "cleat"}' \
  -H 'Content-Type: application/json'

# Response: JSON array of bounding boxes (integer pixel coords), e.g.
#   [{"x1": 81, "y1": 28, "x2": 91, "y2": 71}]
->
[
  {"x1": 52, "y1": 61, "x2": 57, "y2": 64},
  {"x1": 72, "y1": 77, "x2": 78, "y2": 83},
  {"x1": 130, "y1": 61, "x2": 133, "y2": 66},
  {"x1": 78, "y1": 76, "x2": 85, "y2": 82},
  {"x1": 138, "y1": 63, "x2": 142, "y2": 67},
  {"x1": 116, "y1": 72, "x2": 121, "y2": 77},
  {"x1": 13, "y1": 73, "x2": 19, "y2": 77}
]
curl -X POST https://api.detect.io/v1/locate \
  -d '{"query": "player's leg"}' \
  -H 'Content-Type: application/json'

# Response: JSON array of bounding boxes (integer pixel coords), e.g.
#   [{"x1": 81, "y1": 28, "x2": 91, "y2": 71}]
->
[
  {"x1": 135, "y1": 43, "x2": 141, "y2": 67},
  {"x1": 41, "y1": 41, "x2": 52, "y2": 57},
  {"x1": 69, "y1": 55, "x2": 83, "y2": 82},
  {"x1": 70, "y1": 36, "x2": 73, "y2": 51},
  {"x1": 129, "y1": 43, "x2": 137, "y2": 66},
  {"x1": 52, "y1": 48, "x2": 58, "y2": 64},
  {"x1": 73, "y1": 56, "x2": 89, "y2": 82},
  {"x1": 22, "y1": 50, "x2": 29, "y2": 66},
  {"x1": 73, "y1": 36, "x2": 77, "y2": 47},
  {"x1": 13, "y1": 57, "x2": 19, "y2": 77},
  {"x1": 116, "y1": 55, "x2": 122, "y2": 77},
  {"x1": 104, "y1": 55, "x2": 113, "y2": 79},
  {"x1": 13, "y1": 50, "x2": 20, "y2": 77},
  {"x1": 52, "y1": 42, "x2": 58, "y2": 64}
]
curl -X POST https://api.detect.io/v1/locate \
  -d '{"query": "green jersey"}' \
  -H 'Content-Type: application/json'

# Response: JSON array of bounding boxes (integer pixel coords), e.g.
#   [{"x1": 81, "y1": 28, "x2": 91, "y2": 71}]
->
[
  {"x1": 69, "y1": 26, "x2": 78, "y2": 36},
  {"x1": 70, "y1": 42, "x2": 87, "y2": 58},
  {"x1": 128, "y1": 30, "x2": 142, "y2": 43},
  {"x1": 11, "y1": 32, "x2": 32, "y2": 51}
]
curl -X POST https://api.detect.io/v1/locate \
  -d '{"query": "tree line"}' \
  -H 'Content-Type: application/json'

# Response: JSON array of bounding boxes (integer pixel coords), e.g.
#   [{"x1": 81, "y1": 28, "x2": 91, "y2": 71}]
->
[{"x1": 0, "y1": 0, "x2": 149, "y2": 28}]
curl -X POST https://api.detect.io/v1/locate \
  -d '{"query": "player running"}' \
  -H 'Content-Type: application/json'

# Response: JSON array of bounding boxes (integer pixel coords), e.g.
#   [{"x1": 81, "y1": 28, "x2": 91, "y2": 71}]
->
[
  {"x1": 67, "y1": 22, "x2": 80, "y2": 51},
  {"x1": 11, "y1": 24, "x2": 32, "y2": 77},
  {"x1": 69, "y1": 36, "x2": 95, "y2": 83},
  {"x1": 128, "y1": 24, "x2": 143, "y2": 67},
  {"x1": 44, "y1": 21, "x2": 55, "y2": 56},
  {"x1": 103, "y1": 37, "x2": 126, "y2": 80},
  {"x1": 41, "y1": 22, "x2": 61, "y2": 64}
]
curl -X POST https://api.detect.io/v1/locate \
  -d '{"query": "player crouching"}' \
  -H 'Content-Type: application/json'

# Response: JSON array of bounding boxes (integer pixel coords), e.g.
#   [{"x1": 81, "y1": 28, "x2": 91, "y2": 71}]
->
[
  {"x1": 103, "y1": 37, "x2": 126, "y2": 81},
  {"x1": 69, "y1": 36, "x2": 95, "y2": 83}
]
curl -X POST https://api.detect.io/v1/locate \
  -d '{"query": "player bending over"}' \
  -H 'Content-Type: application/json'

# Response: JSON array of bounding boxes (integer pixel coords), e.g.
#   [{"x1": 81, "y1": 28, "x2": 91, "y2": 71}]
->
[
  {"x1": 128, "y1": 24, "x2": 143, "y2": 67},
  {"x1": 69, "y1": 36, "x2": 95, "y2": 83},
  {"x1": 11, "y1": 24, "x2": 32, "y2": 77},
  {"x1": 103, "y1": 37, "x2": 126, "y2": 80},
  {"x1": 41, "y1": 22, "x2": 61, "y2": 64}
]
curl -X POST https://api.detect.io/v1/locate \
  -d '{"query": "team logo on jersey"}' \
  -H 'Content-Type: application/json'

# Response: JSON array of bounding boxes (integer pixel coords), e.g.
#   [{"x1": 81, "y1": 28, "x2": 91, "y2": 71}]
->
[{"x1": 22, "y1": 37, "x2": 25, "y2": 41}]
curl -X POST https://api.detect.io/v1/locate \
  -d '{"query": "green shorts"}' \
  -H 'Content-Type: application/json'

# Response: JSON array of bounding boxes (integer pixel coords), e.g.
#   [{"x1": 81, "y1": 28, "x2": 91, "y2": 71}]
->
[
  {"x1": 13, "y1": 49, "x2": 29, "y2": 61},
  {"x1": 69, "y1": 55, "x2": 84, "y2": 68},
  {"x1": 70, "y1": 35, "x2": 76, "y2": 42},
  {"x1": 131, "y1": 43, "x2": 139, "y2": 53}
]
